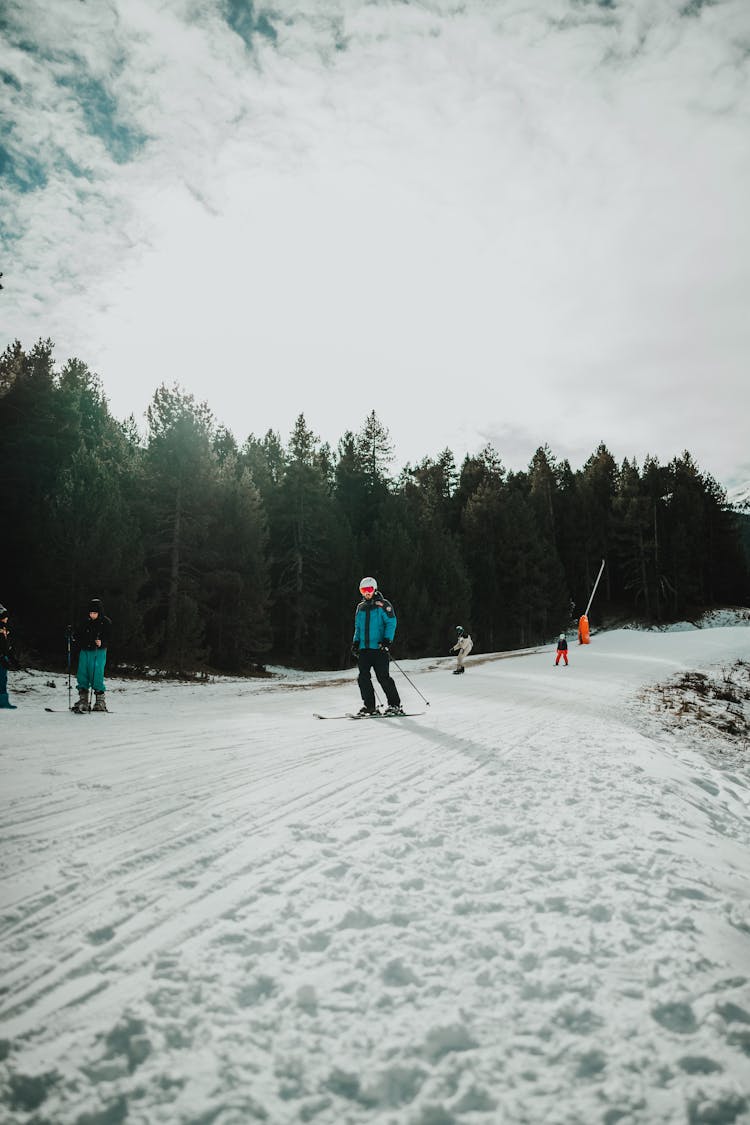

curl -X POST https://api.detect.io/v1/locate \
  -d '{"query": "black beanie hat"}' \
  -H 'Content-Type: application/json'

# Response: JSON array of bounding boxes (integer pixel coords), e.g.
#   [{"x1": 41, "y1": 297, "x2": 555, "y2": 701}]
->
[{"x1": 89, "y1": 598, "x2": 103, "y2": 613}]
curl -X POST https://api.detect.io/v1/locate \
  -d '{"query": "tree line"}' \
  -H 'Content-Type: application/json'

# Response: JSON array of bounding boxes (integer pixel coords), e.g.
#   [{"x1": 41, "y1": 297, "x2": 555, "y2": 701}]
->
[{"x1": 2, "y1": 339, "x2": 747, "y2": 673}]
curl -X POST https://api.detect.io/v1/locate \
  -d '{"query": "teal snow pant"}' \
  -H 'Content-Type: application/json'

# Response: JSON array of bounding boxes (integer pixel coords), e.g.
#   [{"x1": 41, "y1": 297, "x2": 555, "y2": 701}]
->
[{"x1": 77, "y1": 649, "x2": 107, "y2": 693}]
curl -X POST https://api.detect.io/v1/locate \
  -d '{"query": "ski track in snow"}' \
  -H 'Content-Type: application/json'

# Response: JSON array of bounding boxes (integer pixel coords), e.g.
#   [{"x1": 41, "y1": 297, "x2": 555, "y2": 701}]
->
[{"x1": 1, "y1": 629, "x2": 750, "y2": 1124}]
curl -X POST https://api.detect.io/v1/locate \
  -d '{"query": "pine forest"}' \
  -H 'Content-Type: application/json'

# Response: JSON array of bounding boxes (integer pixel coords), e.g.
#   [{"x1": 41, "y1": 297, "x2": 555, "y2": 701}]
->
[{"x1": 2, "y1": 340, "x2": 748, "y2": 674}]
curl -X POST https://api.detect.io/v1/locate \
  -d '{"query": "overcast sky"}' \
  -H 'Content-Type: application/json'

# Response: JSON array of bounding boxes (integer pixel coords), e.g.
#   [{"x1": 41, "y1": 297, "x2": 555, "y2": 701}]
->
[{"x1": 1, "y1": 0, "x2": 749, "y2": 486}]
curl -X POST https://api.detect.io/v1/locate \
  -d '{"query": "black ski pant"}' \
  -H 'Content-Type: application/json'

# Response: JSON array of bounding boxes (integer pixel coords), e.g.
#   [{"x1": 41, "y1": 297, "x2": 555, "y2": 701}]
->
[{"x1": 357, "y1": 648, "x2": 400, "y2": 710}]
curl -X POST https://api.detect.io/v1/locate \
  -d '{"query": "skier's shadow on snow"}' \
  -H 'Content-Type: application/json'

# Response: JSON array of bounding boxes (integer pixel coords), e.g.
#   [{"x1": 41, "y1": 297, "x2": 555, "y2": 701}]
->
[{"x1": 387, "y1": 714, "x2": 514, "y2": 772}]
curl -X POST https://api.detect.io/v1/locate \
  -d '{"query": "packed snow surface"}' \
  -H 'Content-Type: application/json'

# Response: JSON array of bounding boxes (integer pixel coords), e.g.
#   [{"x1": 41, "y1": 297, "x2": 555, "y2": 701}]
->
[{"x1": 2, "y1": 628, "x2": 750, "y2": 1125}]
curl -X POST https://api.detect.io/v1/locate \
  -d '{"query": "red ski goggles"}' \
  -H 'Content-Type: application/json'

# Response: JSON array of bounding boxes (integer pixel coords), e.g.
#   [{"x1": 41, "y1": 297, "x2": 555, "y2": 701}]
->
[{"x1": 359, "y1": 585, "x2": 375, "y2": 595}]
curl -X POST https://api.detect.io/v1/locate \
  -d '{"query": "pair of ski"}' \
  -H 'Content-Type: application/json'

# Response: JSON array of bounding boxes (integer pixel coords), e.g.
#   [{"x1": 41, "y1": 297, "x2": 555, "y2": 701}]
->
[
  {"x1": 44, "y1": 707, "x2": 110, "y2": 714},
  {"x1": 314, "y1": 710, "x2": 424, "y2": 720}
]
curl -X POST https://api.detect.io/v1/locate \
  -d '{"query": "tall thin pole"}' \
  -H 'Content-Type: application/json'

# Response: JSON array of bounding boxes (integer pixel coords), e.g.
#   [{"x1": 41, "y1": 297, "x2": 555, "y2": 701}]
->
[
  {"x1": 391, "y1": 658, "x2": 430, "y2": 706},
  {"x1": 584, "y1": 559, "x2": 606, "y2": 619},
  {"x1": 66, "y1": 626, "x2": 72, "y2": 711}
]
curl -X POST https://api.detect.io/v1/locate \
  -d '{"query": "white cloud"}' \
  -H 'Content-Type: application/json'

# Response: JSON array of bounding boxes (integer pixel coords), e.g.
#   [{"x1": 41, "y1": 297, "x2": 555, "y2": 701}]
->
[{"x1": 2, "y1": 0, "x2": 749, "y2": 482}]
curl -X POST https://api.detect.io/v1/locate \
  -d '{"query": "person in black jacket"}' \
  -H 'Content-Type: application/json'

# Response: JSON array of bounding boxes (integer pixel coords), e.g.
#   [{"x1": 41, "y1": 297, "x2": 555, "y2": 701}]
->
[
  {"x1": 555, "y1": 633, "x2": 569, "y2": 666},
  {"x1": 0, "y1": 602, "x2": 20, "y2": 709},
  {"x1": 72, "y1": 598, "x2": 112, "y2": 712}
]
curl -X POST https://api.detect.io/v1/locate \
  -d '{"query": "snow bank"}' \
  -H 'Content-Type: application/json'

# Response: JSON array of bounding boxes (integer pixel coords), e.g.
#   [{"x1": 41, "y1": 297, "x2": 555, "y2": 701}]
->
[{"x1": 628, "y1": 608, "x2": 750, "y2": 633}]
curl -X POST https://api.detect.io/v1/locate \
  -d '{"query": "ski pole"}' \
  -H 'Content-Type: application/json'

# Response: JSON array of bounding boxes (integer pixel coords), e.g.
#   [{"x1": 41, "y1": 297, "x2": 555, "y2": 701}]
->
[
  {"x1": 390, "y1": 658, "x2": 430, "y2": 706},
  {"x1": 66, "y1": 626, "x2": 72, "y2": 711}
]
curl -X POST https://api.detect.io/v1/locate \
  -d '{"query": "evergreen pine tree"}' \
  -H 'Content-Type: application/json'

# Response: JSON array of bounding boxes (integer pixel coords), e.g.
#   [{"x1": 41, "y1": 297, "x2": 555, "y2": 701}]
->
[{"x1": 141, "y1": 385, "x2": 218, "y2": 670}]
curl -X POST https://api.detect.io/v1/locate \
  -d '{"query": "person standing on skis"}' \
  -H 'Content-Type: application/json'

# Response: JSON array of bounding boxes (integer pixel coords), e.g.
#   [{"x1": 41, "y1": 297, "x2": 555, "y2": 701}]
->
[
  {"x1": 351, "y1": 577, "x2": 403, "y2": 716},
  {"x1": 72, "y1": 598, "x2": 112, "y2": 712},
  {"x1": 450, "y1": 626, "x2": 473, "y2": 674},
  {"x1": 0, "y1": 602, "x2": 20, "y2": 709},
  {"x1": 555, "y1": 633, "x2": 569, "y2": 666}
]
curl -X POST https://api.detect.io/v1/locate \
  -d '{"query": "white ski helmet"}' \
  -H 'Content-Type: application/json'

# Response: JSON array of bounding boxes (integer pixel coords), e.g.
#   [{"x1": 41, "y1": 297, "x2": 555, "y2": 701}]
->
[
  {"x1": 359, "y1": 576, "x2": 377, "y2": 593},
  {"x1": 559, "y1": 633, "x2": 565, "y2": 640},
  {"x1": 456, "y1": 626, "x2": 464, "y2": 635}
]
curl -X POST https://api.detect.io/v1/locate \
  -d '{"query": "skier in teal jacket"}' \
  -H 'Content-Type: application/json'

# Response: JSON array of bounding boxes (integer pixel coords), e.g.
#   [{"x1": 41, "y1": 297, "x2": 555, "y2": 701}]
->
[{"x1": 351, "y1": 576, "x2": 403, "y2": 716}]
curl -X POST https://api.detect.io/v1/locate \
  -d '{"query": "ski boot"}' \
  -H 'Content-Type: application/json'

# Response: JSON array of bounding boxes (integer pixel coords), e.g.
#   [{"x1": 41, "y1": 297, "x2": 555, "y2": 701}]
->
[
  {"x1": 357, "y1": 705, "x2": 377, "y2": 717},
  {"x1": 72, "y1": 688, "x2": 90, "y2": 713},
  {"x1": 0, "y1": 693, "x2": 17, "y2": 709},
  {"x1": 452, "y1": 667, "x2": 465, "y2": 675},
  {"x1": 382, "y1": 704, "x2": 405, "y2": 717},
  {"x1": 92, "y1": 691, "x2": 108, "y2": 713}
]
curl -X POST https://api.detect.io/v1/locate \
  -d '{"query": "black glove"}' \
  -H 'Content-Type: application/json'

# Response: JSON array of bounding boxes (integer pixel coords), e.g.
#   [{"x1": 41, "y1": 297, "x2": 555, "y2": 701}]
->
[
  {"x1": 351, "y1": 642, "x2": 359, "y2": 657},
  {"x1": 379, "y1": 639, "x2": 391, "y2": 653}
]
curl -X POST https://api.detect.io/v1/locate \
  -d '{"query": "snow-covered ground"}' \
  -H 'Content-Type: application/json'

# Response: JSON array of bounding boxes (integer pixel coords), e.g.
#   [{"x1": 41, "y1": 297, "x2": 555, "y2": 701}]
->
[
  {"x1": 726, "y1": 482, "x2": 750, "y2": 511},
  {"x1": 2, "y1": 627, "x2": 750, "y2": 1125},
  {"x1": 637, "y1": 609, "x2": 750, "y2": 633}
]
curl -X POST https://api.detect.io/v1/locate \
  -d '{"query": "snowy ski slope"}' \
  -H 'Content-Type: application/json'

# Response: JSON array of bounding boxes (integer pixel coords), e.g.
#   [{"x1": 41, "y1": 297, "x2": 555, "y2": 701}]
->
[{"x1": 1, "y1": 627, "x2": 749, "y2": 1124}]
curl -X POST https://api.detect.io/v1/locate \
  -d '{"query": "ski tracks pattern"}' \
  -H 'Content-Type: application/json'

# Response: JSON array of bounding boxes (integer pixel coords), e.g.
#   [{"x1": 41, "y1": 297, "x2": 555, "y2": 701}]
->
[{"x1": 2, "y1": 663, "x2": 750, "y2": 1124}]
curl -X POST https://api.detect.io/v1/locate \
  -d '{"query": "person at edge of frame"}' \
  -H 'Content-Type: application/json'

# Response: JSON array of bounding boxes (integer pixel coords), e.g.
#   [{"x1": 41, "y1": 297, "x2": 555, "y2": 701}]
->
[{"x1": 0, "y1": 602, "x2": 20, "y2": 709}]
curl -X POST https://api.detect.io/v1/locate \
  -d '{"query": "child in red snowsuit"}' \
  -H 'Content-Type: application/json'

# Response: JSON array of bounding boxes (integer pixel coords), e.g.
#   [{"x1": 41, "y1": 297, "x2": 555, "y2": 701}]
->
[{"x1": 555, "y1": 634, "x2": 568, "y2": 666}]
